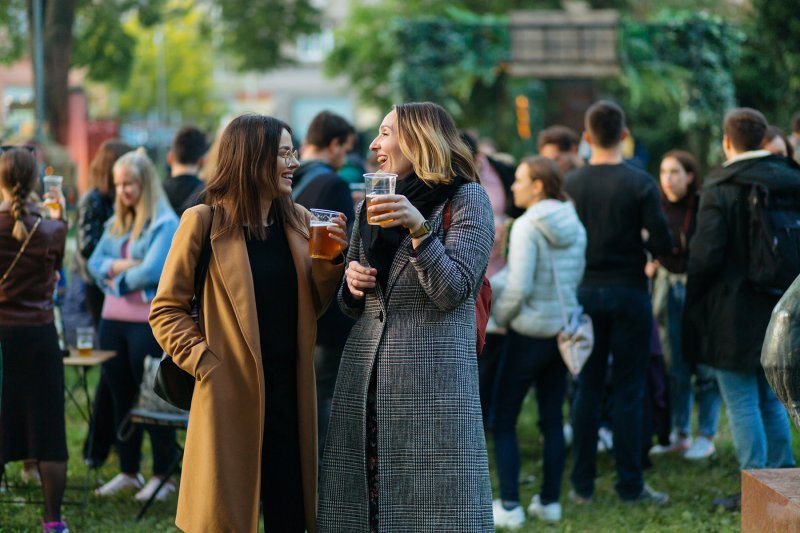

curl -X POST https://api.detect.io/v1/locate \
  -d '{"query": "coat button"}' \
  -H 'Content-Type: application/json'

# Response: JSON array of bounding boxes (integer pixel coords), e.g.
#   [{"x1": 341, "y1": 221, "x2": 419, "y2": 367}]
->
[{"x1": 377, "y1": 311, "x2": 384, "y2": 322}]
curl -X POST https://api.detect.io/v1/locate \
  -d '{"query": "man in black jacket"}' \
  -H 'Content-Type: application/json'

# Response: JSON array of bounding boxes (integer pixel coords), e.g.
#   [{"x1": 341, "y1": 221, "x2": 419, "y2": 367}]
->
[
  {"x1": 293, "y1": 111, "x2": 356, "y2": 455},
  {"x1": 565, "y1": 101, "x2": 672, "y2": 506},
  {"x1": 685, "y1": 108, "x2": 798, "y2": 510}
]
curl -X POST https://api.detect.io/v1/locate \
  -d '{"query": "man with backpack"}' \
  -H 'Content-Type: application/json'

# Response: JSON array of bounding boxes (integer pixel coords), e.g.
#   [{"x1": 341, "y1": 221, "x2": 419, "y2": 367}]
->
[
  {"x1": 685, "y1": 107, "x2": 800, "y2": 511},
  {"x1": 293, "y1": 110, "x2": 356, "y2": 456}
]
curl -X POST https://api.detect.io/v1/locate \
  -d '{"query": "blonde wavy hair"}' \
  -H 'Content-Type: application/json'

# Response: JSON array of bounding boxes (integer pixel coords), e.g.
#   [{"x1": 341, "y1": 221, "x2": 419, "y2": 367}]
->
[
  {"x1": 394, "y1": 102, "x2": 480, "y2": 186},
  {"x1": 109, "y1": 148, "x2": 167, "y2": 241}
]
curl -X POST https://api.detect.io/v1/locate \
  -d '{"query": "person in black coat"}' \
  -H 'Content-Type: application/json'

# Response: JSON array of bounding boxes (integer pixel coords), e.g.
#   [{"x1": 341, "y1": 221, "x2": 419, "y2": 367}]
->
[
  {"x1": 685, "y1": 107, "x2": 799, "y2": 510},
  {"x1": 293, "y1": 111, "x2": 356, "y2": 455}
]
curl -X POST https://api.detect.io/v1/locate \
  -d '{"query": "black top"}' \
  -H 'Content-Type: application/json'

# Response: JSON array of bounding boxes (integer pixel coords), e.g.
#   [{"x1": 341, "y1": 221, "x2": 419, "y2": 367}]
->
[
  {"x1": 564, "y1": 162, "x2": 673, "y2": 290},
  {"x1": 246, "y1": 222, "x2": 305, "y2": 525},
  {"x1": 247, "y1": 222, "x2": 299, "y2": 368},
  {"x1": 293, "y1": 160, "x2": 355, "y2": 349},
  {"x1": 163, "y1": 174, "x2": 204, "y2": 216},
  {"x1": 658, "y1": 194, "x2": 696, "y2": 274},
  {"x1": 73, "y1": 187, "x2": 114, "y2": 282}
]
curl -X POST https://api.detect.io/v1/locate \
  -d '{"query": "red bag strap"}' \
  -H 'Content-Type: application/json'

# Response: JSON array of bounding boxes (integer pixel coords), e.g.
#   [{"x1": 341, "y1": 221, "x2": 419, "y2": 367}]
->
[{"x1": 443, "y1": 200, "x2": 452, "y2": 232}]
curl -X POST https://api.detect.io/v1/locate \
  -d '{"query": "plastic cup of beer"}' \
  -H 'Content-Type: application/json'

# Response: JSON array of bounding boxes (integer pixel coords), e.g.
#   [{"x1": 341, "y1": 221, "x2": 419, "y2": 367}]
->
[
  {"x1": 42, "y1": 175, "x2": 63, "y2": 211},
  {"x1": 76, "y1": 326, "x2": 94, "y2": 357},
  {"x1": 309, "y1": 209, "x2": 342, "y2": 260},
  {"x1": 364, "y1": 173, "x2": 397, "y2": 226}
]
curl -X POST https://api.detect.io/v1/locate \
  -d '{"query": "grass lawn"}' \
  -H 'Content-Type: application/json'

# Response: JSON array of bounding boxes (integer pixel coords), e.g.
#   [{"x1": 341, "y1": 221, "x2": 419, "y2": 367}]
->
[{"x1": 2, "y1": 369, "x2": 798, "y2": 532}]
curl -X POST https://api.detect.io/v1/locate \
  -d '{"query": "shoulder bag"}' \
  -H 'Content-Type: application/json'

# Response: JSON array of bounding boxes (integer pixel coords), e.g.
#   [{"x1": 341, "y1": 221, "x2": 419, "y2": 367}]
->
[
  {"x1": 153, "y1": 205, "x2": 214, "y2": 410},
  {"x1": 548, "y1": 250, "x2": 594, "y2": 376}
]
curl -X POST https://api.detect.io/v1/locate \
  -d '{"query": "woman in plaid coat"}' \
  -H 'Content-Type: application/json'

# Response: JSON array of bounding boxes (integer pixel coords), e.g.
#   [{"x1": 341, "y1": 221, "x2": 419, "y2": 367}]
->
[{"x1": 318, "y1": 102, "x2": 495, "y2": 532}]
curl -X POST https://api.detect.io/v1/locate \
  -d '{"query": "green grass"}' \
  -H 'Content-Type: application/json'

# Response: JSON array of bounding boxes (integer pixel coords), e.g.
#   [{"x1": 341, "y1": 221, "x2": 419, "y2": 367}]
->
[{"x1": 2, "y1": 370, "x2": 797, "y2": 532}]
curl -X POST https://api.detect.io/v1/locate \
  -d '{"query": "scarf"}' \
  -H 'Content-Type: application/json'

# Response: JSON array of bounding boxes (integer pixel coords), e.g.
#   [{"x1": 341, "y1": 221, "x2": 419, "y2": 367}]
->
[{"x1": 360, "y1": 172, "x2": 463, "y2": 291}]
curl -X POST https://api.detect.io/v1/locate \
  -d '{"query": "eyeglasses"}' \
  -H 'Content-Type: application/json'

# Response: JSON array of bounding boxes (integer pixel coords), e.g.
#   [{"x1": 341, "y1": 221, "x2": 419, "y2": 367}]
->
[
  {"x1": 279, "y1": 149, "x2": 299, "y2": 167},
  {"x1": 0, "y1": 145, "x2": 36, "y2": 155}
]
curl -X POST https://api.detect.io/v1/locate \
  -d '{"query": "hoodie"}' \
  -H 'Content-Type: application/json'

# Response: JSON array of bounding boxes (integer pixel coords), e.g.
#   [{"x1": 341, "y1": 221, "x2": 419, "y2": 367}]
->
[{"x1": 490, "y1": 199, "x2": 587, "y2": 338}]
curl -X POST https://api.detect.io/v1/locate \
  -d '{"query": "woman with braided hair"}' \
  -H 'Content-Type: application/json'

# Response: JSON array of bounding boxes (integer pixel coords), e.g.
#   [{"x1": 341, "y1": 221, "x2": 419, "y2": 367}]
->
[{"x1": 0, "y1": 146, "x2": 69, "y2": 533}]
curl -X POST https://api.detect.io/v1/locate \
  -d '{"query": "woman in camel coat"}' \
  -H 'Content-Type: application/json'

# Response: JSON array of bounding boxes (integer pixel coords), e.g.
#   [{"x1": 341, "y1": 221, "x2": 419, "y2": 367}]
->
[{"x1": 150, "y1": 114, "x2": 346, "y2": 532}]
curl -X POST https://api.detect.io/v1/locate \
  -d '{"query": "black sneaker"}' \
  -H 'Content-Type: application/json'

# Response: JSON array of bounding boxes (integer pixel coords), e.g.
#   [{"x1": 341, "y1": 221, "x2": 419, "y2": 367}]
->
[
  {"x1": 623, "y1": 484, "x2": 669, "y2": 506},
  {"x1": 712, "y1": 492, "x2": 741, "y2": 512}
]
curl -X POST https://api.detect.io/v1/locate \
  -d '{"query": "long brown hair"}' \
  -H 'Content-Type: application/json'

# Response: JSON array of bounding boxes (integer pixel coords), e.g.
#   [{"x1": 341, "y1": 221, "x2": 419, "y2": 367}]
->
[
  {"x1": 90, "y1": 139, "x2": 131, "y2": 197},
  {"x1": 0, "y1": 147, "x2": 38, "y2": 241},
  {"x1": 520, "y1": 156, "x2": 567, "y2": 201},
  {"x1": 394, "y1": 102, "x2": 480, "y2": 186},
  {"x1": 204, "y1": 114, "x2": 304, "y2": 240}
]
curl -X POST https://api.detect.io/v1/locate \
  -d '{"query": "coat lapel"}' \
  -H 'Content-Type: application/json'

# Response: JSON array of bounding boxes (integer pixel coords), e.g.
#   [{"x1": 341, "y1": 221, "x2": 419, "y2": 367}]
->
[{"x1": 211, "y1": 213, "x2": 261, "y2": 365}]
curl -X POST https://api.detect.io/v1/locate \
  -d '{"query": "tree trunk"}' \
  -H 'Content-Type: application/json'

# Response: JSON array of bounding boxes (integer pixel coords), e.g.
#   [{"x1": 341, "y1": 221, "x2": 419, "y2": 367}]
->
[{"x1": 29, "y1": 0, "x2": 75, "y2": 145}]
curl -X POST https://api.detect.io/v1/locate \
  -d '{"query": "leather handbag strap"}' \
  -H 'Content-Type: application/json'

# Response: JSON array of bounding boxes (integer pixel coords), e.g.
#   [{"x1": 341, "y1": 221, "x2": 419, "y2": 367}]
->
[{"x1": 1, "y1": 216, "x2": 42, "y2": 285}]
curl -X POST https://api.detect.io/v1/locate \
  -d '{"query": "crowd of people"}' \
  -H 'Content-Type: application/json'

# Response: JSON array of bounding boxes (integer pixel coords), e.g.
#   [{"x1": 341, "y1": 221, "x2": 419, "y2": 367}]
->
[{"x1": 1, "y1": 99, "x2": 799, "y2": 533}]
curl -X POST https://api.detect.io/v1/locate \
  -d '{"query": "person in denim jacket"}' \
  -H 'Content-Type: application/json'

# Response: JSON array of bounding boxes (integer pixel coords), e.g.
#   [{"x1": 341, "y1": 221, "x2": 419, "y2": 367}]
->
[{"x1": 88, "y1": 148, "x2": 180, "y2": 502}]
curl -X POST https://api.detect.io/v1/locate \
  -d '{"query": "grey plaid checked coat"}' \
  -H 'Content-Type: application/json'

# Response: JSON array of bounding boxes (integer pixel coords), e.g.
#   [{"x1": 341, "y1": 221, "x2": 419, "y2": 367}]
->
[{"x1": 318, "y1": 182, "x2": 495, "y2": 532}]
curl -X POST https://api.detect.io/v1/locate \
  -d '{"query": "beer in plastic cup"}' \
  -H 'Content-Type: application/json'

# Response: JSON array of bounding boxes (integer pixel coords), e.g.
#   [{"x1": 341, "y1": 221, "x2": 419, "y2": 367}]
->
[
  {"x1": 309, "y1": 209, "x2": 343, "y2": 260},
  {"x1": 76, "y1": 326, "x2": 94, "y2": 357},
  {"x1": 364, "y1": 173, "x2": 397, "y2": 226}
]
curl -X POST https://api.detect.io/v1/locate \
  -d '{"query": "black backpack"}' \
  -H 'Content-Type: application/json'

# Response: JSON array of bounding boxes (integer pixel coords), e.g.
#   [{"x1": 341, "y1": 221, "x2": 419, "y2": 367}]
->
[{"x1": 746, "y1": 184, "x2": 800, "y2": 297}]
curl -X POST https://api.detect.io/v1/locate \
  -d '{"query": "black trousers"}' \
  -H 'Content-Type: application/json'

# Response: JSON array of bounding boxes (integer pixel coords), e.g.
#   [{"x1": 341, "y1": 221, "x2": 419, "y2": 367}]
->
[{"x1": 98, "y1": 319, "x2": 176, "y2": 475}]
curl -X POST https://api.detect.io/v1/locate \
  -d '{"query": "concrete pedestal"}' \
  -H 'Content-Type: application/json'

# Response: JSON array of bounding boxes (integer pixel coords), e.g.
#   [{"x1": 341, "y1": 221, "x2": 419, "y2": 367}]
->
[{"x1": 742, "y1": 469, "x2": 800, "y2": 533}]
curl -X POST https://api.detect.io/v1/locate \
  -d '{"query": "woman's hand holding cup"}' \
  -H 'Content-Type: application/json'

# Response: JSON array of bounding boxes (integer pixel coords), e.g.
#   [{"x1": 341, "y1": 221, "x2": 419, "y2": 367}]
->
[{"x1": 366, "y1": 194, "x2": 424, "y2": 232}]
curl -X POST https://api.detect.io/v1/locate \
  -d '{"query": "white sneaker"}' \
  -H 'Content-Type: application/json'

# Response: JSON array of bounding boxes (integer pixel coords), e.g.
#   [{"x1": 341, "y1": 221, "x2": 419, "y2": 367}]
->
[
  {"x1": 649, "y1": 432, "x2": 691, "y2": 455},
  {"x1": 527, "y1": 494, "x2": 562, "y2": 522},
  {"x1": 135, "y1": 477, "x2": 177, "y2": 501},
  {"x1": 683, "y1": 436, "x2": 716, "y2": 460},
  {"x1": 492, "y1": 499, "x2": 525, "y2": 529},
  {"x1": 95, "y1": 473, "x2": 144, "y2": 497},
  {"x1": 597, "y1": 427, "x2": 613, "y2": 453},
  {"x1": 563, "y1": 423, "x2": 573, "y2": 447}
]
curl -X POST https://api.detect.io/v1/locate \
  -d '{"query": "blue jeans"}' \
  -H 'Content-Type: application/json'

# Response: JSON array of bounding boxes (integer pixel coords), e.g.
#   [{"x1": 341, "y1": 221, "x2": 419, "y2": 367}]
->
[
  {"x1": 570, "y1": 286, "x2": 652, "y2": 500},
  {"x1": 664, "y1": 280, "x2": 721, "y2": 437},
  {"x1": 493, "y1": 333, "x2": 566, "y2": 505},
  {"x1": 715, "y1": 367, "x2": 795, "y2": 470}
]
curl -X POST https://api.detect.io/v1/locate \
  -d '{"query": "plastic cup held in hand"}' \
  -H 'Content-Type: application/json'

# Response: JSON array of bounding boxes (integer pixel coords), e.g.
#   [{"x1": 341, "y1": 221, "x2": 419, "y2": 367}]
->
[
  {"x1": 309, "y1": 209, "x2": 343, "y2": 260},
  {"x1": 364, "y1": 173, "x2": 397, "y2": 226}
]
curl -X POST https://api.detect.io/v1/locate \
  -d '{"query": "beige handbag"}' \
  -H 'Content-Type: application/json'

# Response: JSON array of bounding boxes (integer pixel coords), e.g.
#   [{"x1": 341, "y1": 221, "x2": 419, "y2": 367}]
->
[{"x1": 549, "y1": 251, "x2": 594, "y2": 376}]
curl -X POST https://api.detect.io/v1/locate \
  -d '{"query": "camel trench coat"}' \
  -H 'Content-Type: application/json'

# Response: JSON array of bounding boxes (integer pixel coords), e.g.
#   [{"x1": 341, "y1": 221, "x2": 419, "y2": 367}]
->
[{"x1": 150, "y1": 204, "x2": 343, "y2": 533}]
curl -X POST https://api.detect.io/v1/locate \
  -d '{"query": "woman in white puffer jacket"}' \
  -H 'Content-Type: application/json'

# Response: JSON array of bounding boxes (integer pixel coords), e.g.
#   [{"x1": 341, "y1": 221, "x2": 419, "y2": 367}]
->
[{"x1": 489, "y1": 156, "x2": 586, "y2": 528}]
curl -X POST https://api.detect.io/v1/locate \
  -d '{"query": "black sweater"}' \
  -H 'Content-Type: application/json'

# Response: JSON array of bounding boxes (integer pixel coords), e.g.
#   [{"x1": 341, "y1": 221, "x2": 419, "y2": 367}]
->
[{"x1": 565, "y1": 162, "x2": 673, "y2": 290}]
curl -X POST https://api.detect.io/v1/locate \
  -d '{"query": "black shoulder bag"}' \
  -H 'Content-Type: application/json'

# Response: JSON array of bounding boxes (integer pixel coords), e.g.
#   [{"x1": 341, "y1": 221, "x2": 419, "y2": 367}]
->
[{"x1": 153, "y1": 206, "x2": 215, "y2": 411}]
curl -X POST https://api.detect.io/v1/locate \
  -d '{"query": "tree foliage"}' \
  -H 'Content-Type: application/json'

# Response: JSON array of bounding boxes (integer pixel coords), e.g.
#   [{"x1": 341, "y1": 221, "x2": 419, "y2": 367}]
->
[
  {"x1": 117, "y1": 1, "x2": 221, "y2": 129},
  {"x1": 733, "y1": 0, "x2": 800, "y2": 128},
  {"x1": 215, "y1": 0, "x2": 320, "y2": 71},
  {"x1": 71, "y1": 0, "x2": 169, "y2": 87},
  {"x1": 0, "y1": 0, "x2": 28, "y2": 63},
  {"x1": 613, "y1": 11, "x2": 743, "y2": 169},
  {"x1": 326, "y1": 1, "x2": 553, "y2": 153}
]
